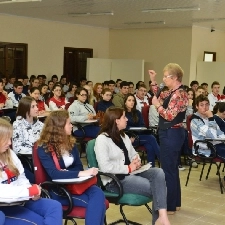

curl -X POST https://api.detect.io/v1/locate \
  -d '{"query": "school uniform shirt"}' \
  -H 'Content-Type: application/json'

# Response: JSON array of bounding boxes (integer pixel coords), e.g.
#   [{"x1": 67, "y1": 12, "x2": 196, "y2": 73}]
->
[
  {"x1": 8, "y1": 91, "x2": 26, "y2": 107},
  {"x1": 0, "y1": 150, "x2": 32, "y2": 201},
  {"x1": 12, "y1": 117, "x2": 44, "y2": 154},
  {"x1": 208, "y1": 93, "x2": 220, "y2": 111},
  {"x1": 49, "y1": 97, "x2": 68, "y2": 111},
  {"x1": 135, "y1": 94, "x2": 149, "y2": 112},
  {"x1": 0, "y1": 92, "x2": 13, "y2": 108}
]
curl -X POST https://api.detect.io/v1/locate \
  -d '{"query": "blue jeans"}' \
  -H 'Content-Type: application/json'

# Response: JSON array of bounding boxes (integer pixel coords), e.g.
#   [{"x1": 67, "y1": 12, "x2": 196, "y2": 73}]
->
[
  {"x1": 215, "y1": 143, "x2": 225, "y2": 160},
  {"x1": 74, "y1": 125, "x2": 100, "y2": 138},
  {"x1": 0, "y1": 198, "x2": 62, "y2": 225},
  {"x1": 0, "y1": 211, "x2": 5, "y2": 225},
  {"x1": 135, "y1": 134, "x2": 160, "y2": 167},
  {"x1": 51, "y1": 185, "x2": 106, "y2": 225},
  {"x1": 159, "y1": 127, "x2": 185, "y2": 211},
  {"x1": 105, "y1": 168, "x2": 167, "y2": 225}
]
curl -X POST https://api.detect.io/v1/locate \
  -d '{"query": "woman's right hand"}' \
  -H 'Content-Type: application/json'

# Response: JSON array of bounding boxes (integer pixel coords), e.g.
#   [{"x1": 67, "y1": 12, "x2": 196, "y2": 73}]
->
[
  {"x1": 78, "y1": 167, "x2": 98, "y2": 177},
  {"x1": 87, "y1": 113, "x2": 94, "y2": 120}
]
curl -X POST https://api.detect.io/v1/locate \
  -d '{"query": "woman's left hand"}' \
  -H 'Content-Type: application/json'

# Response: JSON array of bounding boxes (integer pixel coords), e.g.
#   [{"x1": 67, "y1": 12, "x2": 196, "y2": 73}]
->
[{"x1": 152, "y1": 96, "x2": 160, "y2": 106}]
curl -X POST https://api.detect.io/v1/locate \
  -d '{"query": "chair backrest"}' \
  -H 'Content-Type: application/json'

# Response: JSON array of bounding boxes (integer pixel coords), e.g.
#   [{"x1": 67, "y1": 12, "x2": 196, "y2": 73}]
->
[
  {"x1": 86, "y1": 139, "x2": 99, "y2": 168},
  {"x1": 186, "y1": 114, "x2": 193, "y2": 149},
  {"x1": 141, "y1": 105, "x2": 150, "y2": 128},
  {"x1": 32, "y1": 143, "x2": 48, "y2": 185},
  {"x1": 93, "y1": 101, "x2": 99, "y2": 112}
]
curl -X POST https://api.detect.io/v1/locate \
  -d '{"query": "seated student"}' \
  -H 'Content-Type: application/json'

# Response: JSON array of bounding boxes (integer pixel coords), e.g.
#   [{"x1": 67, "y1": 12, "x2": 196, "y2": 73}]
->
[
  {"x1": 68, "y1": 87, "x2": 100, "y2": 138},
  {"x1": 201, "y1": 82, "x2": 209, "y2": 96},
  {"x1": 4, "y1": 75, "x2": 16, "y2": 93},
  {"x1": 30, "y1": 87, "x2": 50, "y2": 114},
  {"x1": 135, "y1": 84, "x2": 149, "y2": 112},
  {"x1": 112, "y1": 81, "x2": 129, "y2": 108},
  {"x1": 39, "y1": 84, "x2": 49, "y2": 102},
  {"x1": 0, "y1": 79, "x2": 13, "y2": 109},
  {"x1": 95, "y1": 107, "x2": 170, "y2": 225},
  {"x1": 114, "y1": 79, "x2": 122, "y2": 94},
  {"x1": 65, "y1": 82, "x2": 77, "y2": 101},
  {"x1": 37, "y1": 75, "x2": 43, "y2": 86},
  {"x1": 48, "y1": 80, "x2": 54, "y2": 93},
  {"x1": 124, "y1": 94, "x2": 160, "y2": 167},
  {"x1": 92, "y1": 83, "x2": 103, "y2": 104},
  {"x1": 48, "y1": 84, "x2": 68, "y2": 110},
  {"x1": 128, "y1": 81, "x2": 134, "y2": 94},
  {"x1": 60, "y1": 75, "x2": 69, "y2": 93},
  {"x1": 86, "y1": 80, "x2": 93, "y2": 89},
  {"x1": 208, "y1": 81, "x2": 221, "y2": 111},
  {"x1": 51, "y1": 74, "x2": 58, "y2": 84},
  {"x1": 213, "y1": 102, "x2": 225, "y2": 133},
  {"x1": 108, "y1": 80, "x2": 116, "y2": 94},
  {"x1": 79, "y1": 77, "x2": 87, "y2": 88},
  {"x1": 96, "y1": 88, "x2": 114, "y2": 113},
  {"x1": 37, "y1": 110, "x2": 106, "y2": 225},
  {"x1": 12, "y1": 96, "x2": 44, "y2": 155},
  {"x1": 29, "y1": 78, "x2": 40, "y2": 91},
  {"x1": 190, "y1": 80, "x2": 199, "y2": 93},
  {"x1": 22, "y1": 75, "x2": 29, "y2": 95},
  {"x1": 186, "y1": 88, "x2": 195, "y2": 117},
  {"x1": 8, "y1": 81, "x2": 26, "y2": 108},
  {"x1": 191, "y1": 95, "x2": 225, "y2": 159},
  {"x1": 0, "y1": 118, "x2": 62, "y2": 225}
]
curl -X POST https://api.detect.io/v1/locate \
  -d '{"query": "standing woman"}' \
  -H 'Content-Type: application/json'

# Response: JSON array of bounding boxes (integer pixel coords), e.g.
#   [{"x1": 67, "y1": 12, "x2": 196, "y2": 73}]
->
[
  {"x1": 37, "y1": 110, "x2": 106, "y2": 225},
  {"x1": 68, "y1": 87, "x2": 100, "y2": 138},
  {"x1": 213, "y1": 102, "x2": 225, "y2": 133},
  {"x1": 0, "y1": 118, "x2": 62, "y2": 225},
  {"x1": 124, "y1": 93, "x2": 160, "y2": 167},
  {"x1": 149, "y1": 63, "x2": 188, "y2": 214},
  {"x1": 48, "y1": 84, "x2": 68, "y2": 110},
  {"x1": 12, "y1": 96, "x2": 44, "y2": 155},
  {"x1": 95, "y1": 107, "x2": 170, "y2": 225}
]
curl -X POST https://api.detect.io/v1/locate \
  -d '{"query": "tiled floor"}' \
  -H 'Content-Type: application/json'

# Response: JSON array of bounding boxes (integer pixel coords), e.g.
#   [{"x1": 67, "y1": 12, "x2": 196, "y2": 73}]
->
[{"x1": 67, "y1": 159, "x2": 225, "y2": 225}]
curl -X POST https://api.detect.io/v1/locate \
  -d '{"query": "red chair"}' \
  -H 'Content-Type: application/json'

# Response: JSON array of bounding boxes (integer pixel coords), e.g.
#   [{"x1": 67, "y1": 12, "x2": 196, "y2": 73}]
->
[
  {"x1": 141, "y1": 105, "x2": 150, "y2": 128},
  {"x1": 185, "y1": 115, "x2": 224, "y2": 194},
  {"x1": 32, "y1": 143, "x2": 109, "y2": 224},
  {"x1": 65, "y1": 97, "x2": 75, "y2": 110}
]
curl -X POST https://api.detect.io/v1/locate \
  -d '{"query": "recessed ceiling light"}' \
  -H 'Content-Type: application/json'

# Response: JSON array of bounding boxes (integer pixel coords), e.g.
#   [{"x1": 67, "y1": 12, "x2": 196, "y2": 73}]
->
[
  {"x1": 0, "y1": 0, "x2": 41, "y2": 3},
  {"x1": 69, "y1": 12, "x2": 114, "y2": 17},
  {"x1": 142, "y1": 6, "x2": 200, "y2": 13}
]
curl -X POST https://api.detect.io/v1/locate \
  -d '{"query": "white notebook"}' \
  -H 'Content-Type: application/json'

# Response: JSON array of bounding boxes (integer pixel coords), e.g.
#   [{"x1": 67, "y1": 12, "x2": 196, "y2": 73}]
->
[{"x1": 130, "y1": 163, "x2": 152, "y2": 175}]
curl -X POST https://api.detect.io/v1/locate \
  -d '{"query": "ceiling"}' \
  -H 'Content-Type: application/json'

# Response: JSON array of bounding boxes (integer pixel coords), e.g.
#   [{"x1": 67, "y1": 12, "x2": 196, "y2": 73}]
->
[{"x1": 1, "y1": 0, "x2": 225, "y2": 31}]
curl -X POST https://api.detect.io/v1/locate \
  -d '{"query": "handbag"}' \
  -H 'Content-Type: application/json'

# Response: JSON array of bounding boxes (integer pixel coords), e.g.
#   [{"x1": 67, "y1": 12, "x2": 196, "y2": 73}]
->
[{"x1": 50, "y1": 146, "x2": 97, "y2": 195}]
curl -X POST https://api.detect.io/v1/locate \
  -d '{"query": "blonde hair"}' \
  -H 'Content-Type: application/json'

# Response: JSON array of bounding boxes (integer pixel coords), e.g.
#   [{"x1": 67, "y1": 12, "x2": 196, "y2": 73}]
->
[
  {"x1": 37, "y1": 110, "x2": 76, "y2": 157},
  {"x1": 163, "y1": 63, "x2": 184, "y2": 82},
  {"x1": 0, "y1": 118, "x2": 19, "y2": 177}
]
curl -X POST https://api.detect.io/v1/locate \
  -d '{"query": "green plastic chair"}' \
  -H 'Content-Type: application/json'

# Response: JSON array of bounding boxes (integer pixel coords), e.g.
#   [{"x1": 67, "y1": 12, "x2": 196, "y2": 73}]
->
[{"x1": 86, "y1": 139, "x2": 152, "y2": 225}]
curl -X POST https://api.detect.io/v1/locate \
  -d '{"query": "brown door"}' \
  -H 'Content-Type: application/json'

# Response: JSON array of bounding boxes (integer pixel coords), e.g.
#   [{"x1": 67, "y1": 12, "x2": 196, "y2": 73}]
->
[
  {"x1": 63, "y1": 47, "x2": 93, "y2": 84},
  {"x1": 0, "y1": 43, "x2": 27, "y2": 79}
]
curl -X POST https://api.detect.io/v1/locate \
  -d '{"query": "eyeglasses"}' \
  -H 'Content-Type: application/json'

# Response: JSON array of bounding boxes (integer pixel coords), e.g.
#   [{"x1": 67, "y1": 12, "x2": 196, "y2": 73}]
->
[
  {"x1": 163, "y1": 75, "x2": 173, "y2": 79},
  {"x1": 54, "y1": 89, "x2": 62, "y2": 92},
  {"x1": 79, "y1": 94, "x2": 87, "y2": 97}
]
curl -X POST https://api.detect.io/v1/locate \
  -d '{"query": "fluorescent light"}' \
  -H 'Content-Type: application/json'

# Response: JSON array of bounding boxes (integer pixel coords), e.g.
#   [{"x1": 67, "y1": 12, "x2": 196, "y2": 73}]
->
[
  {"x1": 69, "y1": 12, "x2": 114, "y2": 17},
  {"x1": 0, "y1": 0, "x2": 41, "y2": 3},
  {"x1": 142, "y1": 6, "x2": 200, "y2": 13},
  {"x1": 124, "y1": 21, "x2": 165, "y2": 25}
]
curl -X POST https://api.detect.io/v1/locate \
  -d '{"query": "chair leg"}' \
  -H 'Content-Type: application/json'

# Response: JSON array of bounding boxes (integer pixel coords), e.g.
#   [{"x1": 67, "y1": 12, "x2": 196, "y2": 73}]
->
[
  {"x1": 199, "y1": 162, "x2": 206, "y2": 181},
  {"x1": 185, "y1": 163, "x2": 193, "y2": 186},
  {"x1": 206, "y1": 161, "x2": 213, "y2": 180},
  {"x1": 120, "y1": 205, "x2": 129, "y2": 225},
  {"x1": 145, "y1": 203, "x2": 152, "y2": 214},
  {"x1": 215, "y1": 164, "x2": 224, "y2": 194},
  {"x1": 104, "y1": 215, "x2": 107, "y2": 225}
]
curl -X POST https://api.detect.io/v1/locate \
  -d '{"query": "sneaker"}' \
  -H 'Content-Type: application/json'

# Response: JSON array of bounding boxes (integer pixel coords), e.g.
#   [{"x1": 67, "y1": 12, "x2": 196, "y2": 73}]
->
[
  {"x1": 186, "y1": 157, "x2": 198, "y2": 168},
  {"x1": 178, "y1": 165, "x2": 186, "y2": 171}
]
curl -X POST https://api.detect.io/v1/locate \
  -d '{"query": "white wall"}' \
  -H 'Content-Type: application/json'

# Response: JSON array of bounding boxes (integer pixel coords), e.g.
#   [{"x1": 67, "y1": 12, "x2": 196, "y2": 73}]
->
[
  {"x1": 190, "y1": 26, "x2": 225, "y2": 85},
  {"x1": 0, "y1": 14, "x2": 109, "y2": 79},
  {"x1": 196, "y1": 62, "x2": 225, "y2": 89},
  {"x1": 87, "y1": 58, "x2": 144, "y2": 84}
]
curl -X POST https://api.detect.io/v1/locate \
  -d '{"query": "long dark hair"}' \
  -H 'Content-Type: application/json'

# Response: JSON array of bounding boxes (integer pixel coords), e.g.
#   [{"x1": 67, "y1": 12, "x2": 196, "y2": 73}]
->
[
  {"x1": 124, "y1": 93, "x2": 139, "y2": 123},
  {"x1": 99, "y1": 106, "x2": 125, "y2": 144}
]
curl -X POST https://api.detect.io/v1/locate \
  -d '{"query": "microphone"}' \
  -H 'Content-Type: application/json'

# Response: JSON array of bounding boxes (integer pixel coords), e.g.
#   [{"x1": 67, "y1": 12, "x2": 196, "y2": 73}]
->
[{"x1": 156, "y1": 83, "x2": 165, "y2": 98}]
